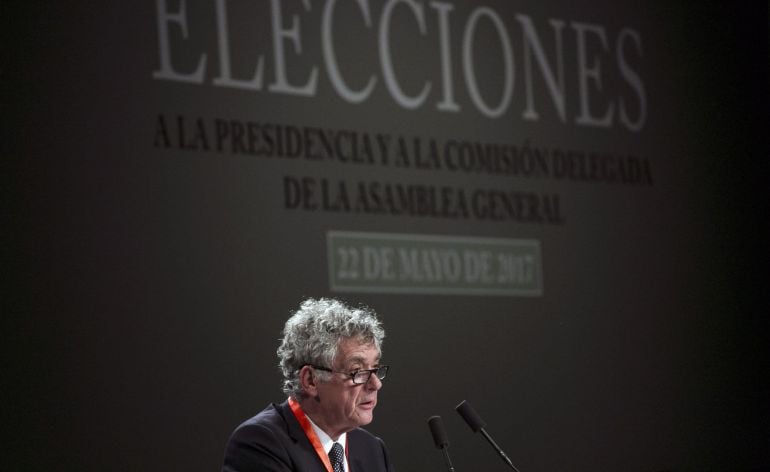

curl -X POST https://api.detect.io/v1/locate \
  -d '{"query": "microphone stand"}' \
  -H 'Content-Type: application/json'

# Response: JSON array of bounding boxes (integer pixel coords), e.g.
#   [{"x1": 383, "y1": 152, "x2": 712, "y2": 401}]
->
[
  {"x1": 439, "y1": 446, "x2": 456, "y2": 472},
  {"x1": 479, "y1": 428, "x2": 520, "y2": 472}
]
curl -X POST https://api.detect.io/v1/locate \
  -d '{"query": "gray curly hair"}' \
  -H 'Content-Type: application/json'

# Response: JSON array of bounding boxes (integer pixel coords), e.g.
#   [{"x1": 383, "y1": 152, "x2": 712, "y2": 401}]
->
[{"x1": 277, "y1": 298, "x2": 385, "y2": 398}]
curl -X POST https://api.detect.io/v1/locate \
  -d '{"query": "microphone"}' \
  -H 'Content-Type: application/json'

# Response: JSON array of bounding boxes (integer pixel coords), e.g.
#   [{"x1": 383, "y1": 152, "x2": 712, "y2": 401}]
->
[
  {"x1": 428, "y1": 415, "x2": 456, "y2": 472},
  {"x1": 455, "y1": 400, "x2": 522, "y2": 472}
]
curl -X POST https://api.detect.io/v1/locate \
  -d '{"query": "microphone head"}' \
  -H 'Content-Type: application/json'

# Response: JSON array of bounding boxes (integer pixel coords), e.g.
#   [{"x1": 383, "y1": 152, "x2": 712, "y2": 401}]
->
[
  {"x1": 427, "y1": 415, "x2": 450, "y2": 449},
  {"x1": 455, "y1": 400, "x2": 486, "y2": 433}
]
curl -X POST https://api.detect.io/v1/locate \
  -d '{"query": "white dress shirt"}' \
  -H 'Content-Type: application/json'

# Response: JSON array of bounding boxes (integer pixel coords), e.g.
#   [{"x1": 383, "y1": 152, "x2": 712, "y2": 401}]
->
[{"x1": 306, "y1": 415, "x2": 349, "y2": 472}]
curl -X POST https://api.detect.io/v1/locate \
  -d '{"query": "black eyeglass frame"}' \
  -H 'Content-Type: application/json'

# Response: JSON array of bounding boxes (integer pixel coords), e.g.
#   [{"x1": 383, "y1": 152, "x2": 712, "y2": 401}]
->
[{"x1": 309, "y1": 364, "x2": 389, "y2": 385}]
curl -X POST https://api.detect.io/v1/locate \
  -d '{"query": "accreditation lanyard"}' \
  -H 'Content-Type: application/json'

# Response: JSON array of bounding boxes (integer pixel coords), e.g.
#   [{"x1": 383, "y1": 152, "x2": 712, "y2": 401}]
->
[{"x1": 288, "y1": 397, "x2": 349, "y2": 472}]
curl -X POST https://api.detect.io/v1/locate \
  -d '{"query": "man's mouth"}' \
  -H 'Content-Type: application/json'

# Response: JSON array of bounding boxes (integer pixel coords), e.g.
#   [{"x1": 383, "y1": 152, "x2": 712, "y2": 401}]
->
[{"x1": 359, "y1": 399, "x2": 377, "y2": 409}]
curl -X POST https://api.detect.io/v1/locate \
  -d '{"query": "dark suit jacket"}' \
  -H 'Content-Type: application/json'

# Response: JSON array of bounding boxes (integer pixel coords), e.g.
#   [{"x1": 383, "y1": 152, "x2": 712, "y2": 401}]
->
[{"x1": 222, "y1": 401, "x2": 395, "y2": 472}]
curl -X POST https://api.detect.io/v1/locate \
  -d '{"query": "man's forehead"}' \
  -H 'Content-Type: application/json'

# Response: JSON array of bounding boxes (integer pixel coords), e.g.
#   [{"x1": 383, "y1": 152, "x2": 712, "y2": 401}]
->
[
  {"x1": 341, "y1": 352, "x2": 381, "y2": 364},
  {"x1": 335, "y1": 339, "x2": 380, "y2": 364}
]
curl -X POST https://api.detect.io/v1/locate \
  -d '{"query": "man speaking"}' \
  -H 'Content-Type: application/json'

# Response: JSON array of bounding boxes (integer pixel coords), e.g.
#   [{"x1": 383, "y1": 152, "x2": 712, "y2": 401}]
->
[{"x1": 222, "y1": 298, "x2": 395, "y2": 472}]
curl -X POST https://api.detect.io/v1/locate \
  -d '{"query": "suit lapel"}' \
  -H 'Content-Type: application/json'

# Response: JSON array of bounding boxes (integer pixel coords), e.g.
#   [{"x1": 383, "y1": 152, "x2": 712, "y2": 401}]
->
[
  {"x1": 276, "y1": 401, "x2": 305, "y2": 443},
  {"x1": 276, "y1": 401, "x2": 331, "y2": 471},
  {"x1": 347, "y1": 429, "x2": 368, "y2": 472}
]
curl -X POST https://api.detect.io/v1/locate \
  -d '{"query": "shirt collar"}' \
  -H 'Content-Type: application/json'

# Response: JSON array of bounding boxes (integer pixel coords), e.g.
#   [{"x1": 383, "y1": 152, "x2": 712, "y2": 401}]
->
[{"x1": 305, "y1": 413, "x2": 348, "y2": 454}]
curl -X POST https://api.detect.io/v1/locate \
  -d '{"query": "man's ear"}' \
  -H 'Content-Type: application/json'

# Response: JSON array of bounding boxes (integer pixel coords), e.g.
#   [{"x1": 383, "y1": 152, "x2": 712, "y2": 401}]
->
[{"x1": 298, "y1": 365, "x2": 319, "y2": 397}]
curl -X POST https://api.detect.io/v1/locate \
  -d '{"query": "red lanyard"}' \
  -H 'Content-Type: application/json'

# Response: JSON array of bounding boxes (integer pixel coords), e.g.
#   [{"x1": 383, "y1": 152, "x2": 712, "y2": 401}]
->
[{"x1": 288, "y1": 397, "x2": 349, "y2": 472}]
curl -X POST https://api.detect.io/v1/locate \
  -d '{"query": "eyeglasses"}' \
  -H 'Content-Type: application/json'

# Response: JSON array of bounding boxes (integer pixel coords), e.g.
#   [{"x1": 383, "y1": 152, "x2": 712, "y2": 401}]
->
[{"x1": 310, "y1": 365, "x2": 389, "y2": 385}]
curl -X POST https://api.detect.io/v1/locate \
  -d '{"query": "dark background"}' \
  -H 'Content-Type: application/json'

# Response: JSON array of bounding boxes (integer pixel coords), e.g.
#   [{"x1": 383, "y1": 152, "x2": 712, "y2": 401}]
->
[{"x1": 5, "y1": 1, "x2": 768, "y2": 471}]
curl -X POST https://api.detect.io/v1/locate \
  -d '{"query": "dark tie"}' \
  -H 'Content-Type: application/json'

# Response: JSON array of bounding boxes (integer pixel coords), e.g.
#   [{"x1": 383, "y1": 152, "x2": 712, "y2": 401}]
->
[{"x1": 329, "y1": 442, "x2": 345, "y2": 472}]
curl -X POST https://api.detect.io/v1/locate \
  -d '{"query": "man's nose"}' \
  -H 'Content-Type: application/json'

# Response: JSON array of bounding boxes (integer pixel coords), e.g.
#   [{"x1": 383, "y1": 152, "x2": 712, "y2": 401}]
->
[{"x1": 366, "y1": 373, "x2": 383, "y2": 390}]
